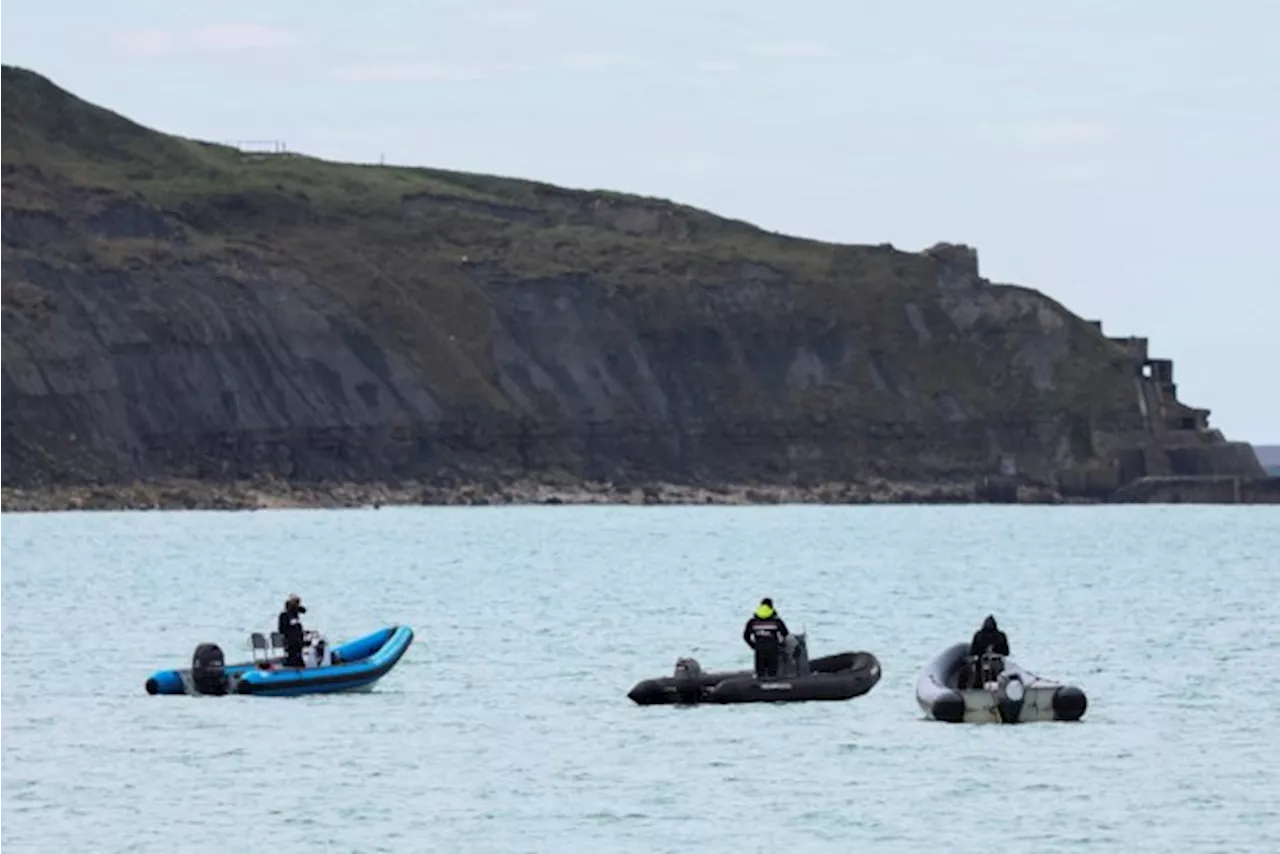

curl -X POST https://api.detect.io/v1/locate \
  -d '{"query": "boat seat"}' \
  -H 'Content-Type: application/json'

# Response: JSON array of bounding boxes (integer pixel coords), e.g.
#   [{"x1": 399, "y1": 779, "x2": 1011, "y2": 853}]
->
[
  {"x1": 270, "y1": 632, "x2": 285, "y2": 656},
  {"x1": 249, "y1": 632, "x2": 270, "y2": 663}
]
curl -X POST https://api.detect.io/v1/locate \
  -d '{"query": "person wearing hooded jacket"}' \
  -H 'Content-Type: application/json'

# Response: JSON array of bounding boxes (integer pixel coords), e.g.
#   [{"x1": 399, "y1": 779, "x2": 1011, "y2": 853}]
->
[
  {"x1": 742, "y1": 598, "x2": 790, "y2": 678},
  {"x1": 278, "y1": 594, "x2": 307, "y2": 667},
  {"x1": 965, "y1": 615, "x2": 1010, "y2": 688},
  {"x1": 969, "y1": 615, "x2": 1010, "y2": 657}
]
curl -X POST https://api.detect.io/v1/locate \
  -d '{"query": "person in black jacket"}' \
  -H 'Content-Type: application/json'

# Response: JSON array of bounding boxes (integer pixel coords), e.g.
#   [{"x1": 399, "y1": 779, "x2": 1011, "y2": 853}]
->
[
  {"x1": 278, "y1": 594, "x2": 307, "y2": 667},
  {"x1": 742, "y1": 598, "x2": 790, "y2": 678},
  {"x1": 969, "y1": 615, "x2": 1010, "y2": 657},
  {"x1": 964, "y1": 615, "x2": 1010, "y2": 688}
]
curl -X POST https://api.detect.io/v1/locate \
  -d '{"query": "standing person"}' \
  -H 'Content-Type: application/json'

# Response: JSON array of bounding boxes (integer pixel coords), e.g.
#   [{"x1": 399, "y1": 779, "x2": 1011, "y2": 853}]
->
[
  {"x1": 742, "y1": 597, "x2": 790, "y2": 678},
  {"x1": 278, "y1": 594, "x2": 307, "y2": 667},
  {"x1": 969, "y1": 615, "x2": 1010, "y2": 657},
  {"x1": 966, "y1": 615, "x2": 1010, "y2": 688}
]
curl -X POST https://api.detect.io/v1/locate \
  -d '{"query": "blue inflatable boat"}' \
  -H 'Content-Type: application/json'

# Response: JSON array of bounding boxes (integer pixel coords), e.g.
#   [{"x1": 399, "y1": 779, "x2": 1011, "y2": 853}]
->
[{"x1": 144, "y1": 625, "x2": 414, "y2": 697}]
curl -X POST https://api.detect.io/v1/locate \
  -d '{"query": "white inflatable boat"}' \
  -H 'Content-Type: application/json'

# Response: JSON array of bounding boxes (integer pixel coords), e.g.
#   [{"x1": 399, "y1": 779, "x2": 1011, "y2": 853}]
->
[{"x1": 916, "y1": 642, "x2": 1087, "y2": 724}]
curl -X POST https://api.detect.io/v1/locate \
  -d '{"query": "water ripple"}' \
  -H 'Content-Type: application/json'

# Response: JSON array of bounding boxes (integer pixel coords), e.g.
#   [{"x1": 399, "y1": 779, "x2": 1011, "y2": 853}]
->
[{"x1": 3, "y1": 505, "x2": 1279, "y2": 853}]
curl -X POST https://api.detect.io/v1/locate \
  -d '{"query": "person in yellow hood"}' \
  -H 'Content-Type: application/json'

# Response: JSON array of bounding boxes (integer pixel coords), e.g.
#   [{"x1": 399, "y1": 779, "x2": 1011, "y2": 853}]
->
[{"x1": 742, "y1": 597, "x2": 790, "y2": 678}]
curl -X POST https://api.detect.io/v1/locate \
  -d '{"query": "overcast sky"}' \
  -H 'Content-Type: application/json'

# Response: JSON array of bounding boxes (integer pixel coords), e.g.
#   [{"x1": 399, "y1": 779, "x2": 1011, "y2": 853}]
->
[{"x1": 3, "y1": 0, "x2": 1276, "y2": 442}]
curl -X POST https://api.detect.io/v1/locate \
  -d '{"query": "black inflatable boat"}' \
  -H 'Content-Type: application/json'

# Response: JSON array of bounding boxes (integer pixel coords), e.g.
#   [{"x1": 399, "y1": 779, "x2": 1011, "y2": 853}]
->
[{"x1": 627, "y1": 633, "x2": 881, "y2": 706}]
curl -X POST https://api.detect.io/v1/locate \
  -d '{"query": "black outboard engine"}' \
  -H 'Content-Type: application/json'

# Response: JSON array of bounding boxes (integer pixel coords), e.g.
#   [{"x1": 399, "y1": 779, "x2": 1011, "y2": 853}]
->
[
  {"x1": 786, "y1": 633, "x2": 810, "y2": 677},
  {"x1": 191, "y1": 643, "x2": 228, "y2": 695},
  {"x1": 977, "y1": 651, "x2": 1005, "y2": 688},
  {"x1": 771, "y1": 633, "x2": 810, "y2": 678},
  {"x1": 672, "y1": 657, "x2": 705, "y2": 704}
]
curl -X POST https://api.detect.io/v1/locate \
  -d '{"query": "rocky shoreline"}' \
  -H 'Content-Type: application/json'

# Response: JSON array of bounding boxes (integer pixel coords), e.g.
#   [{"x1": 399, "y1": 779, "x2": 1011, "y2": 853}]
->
[
  {"x1": 8, "y1": 472, "x2": 1273, "y2": 512},
  {"x1": 0, "y1": 476, "x2": 1073, "y2": 512}
]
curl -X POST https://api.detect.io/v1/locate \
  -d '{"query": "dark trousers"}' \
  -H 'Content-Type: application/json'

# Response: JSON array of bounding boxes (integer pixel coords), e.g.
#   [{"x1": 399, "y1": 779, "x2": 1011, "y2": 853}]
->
[
  {"x1": 284, "y1": 645, "x2": 305, "y2": 667},
  {"x1": 754, "y1": 643, "x2": 779, "y2": 678}
]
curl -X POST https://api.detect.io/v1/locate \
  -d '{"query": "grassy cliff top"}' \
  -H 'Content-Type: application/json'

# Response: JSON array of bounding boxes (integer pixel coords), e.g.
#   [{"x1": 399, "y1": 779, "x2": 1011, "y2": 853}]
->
[
  {"x1": 1, "y1": 64, "x2": 943, "y2": 282},
  {"x1": 3, "y1": 67, "x2": 778, "y2": 236}
]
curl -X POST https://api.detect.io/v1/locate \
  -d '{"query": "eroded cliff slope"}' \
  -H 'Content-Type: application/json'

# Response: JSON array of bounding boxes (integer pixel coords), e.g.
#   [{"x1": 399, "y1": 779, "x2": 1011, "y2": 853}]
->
[{"x1": 1, "y1": 66, "x2": 1263, "y2": 499}]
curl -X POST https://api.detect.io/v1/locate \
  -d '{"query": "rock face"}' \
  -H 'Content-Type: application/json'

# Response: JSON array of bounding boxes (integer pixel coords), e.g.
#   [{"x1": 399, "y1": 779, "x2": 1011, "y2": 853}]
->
[{"x1": 0, "y1": 66, "x2": 1265, "y2": 498}]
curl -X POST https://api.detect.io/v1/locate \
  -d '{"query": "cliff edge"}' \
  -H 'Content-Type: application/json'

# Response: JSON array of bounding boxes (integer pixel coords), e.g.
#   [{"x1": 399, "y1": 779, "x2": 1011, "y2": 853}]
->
[{"x1": 0, "y1": 66, "x2": 1265, "y2": 507}]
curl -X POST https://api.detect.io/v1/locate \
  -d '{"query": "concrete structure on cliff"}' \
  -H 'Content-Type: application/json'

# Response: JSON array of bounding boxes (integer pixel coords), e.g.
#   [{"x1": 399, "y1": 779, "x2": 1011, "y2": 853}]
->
[
  {"x1": 925, "y1": 243, "x2": 1264, "y2": 499},
  {"x1": 1063, "y1": 320, "x2": 1263, "y2": 497}
]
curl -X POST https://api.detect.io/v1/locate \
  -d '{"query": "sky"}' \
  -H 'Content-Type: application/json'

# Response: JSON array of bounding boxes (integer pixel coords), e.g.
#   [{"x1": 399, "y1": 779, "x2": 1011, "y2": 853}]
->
[{"x1": 2, "y1": 0, "x2": 1277, "y2": 442}]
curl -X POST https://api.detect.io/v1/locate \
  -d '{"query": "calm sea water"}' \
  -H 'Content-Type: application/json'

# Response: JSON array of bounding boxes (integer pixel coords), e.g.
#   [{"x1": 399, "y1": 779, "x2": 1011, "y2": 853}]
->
[{"x1": 3, "y1": 505, "x2": 1278, "y2": 853}]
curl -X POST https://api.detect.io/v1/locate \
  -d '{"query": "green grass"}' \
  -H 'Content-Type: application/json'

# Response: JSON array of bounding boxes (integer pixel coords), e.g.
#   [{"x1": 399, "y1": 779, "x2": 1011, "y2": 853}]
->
[{"x1": 2, "y1": 64, "x2": 820, "y2": 251}]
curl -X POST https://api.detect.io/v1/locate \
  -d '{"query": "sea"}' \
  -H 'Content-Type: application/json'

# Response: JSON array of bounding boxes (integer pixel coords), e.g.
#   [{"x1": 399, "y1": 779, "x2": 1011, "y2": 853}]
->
[{"x1": 2, "y1": 505, "x2": 1278, "y2": 853}]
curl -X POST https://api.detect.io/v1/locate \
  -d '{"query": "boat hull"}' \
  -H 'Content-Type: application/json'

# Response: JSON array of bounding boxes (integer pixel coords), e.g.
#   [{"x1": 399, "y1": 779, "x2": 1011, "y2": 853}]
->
[
  {"x1": 915, "y1": 642, "x2": 1086, "y2": 724},
  {"x1": 628, "y1": 650, "x2": 882, "y2": 706}
]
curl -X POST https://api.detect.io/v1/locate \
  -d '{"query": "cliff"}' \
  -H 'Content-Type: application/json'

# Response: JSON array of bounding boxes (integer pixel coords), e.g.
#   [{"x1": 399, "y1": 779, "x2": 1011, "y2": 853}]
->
[{"x1": 0, "y1": 66, "x2": 1265, "y2": 506}]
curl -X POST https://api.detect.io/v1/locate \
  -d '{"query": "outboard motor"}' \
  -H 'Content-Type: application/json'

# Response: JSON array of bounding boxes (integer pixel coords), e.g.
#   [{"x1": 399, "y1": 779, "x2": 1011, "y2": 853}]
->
[
  {"x1": 790, "y1": 633, "x2": 810, "y2": 677},
  {"x1": 191, "y1": 643, "x2": 228, "y2": 695},
  {"x1": 978, "y1": 652, "x2": 1005, "y2": 689},
  {"x1": 776, "y1": 637, "x2": 793, "y2": 677},
  {"x1": 776, "y1": 634, "x2": 808, "y2": 677},
  {"x1": 672, "y1": 657, "x2": 705, "y2": 704}
]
